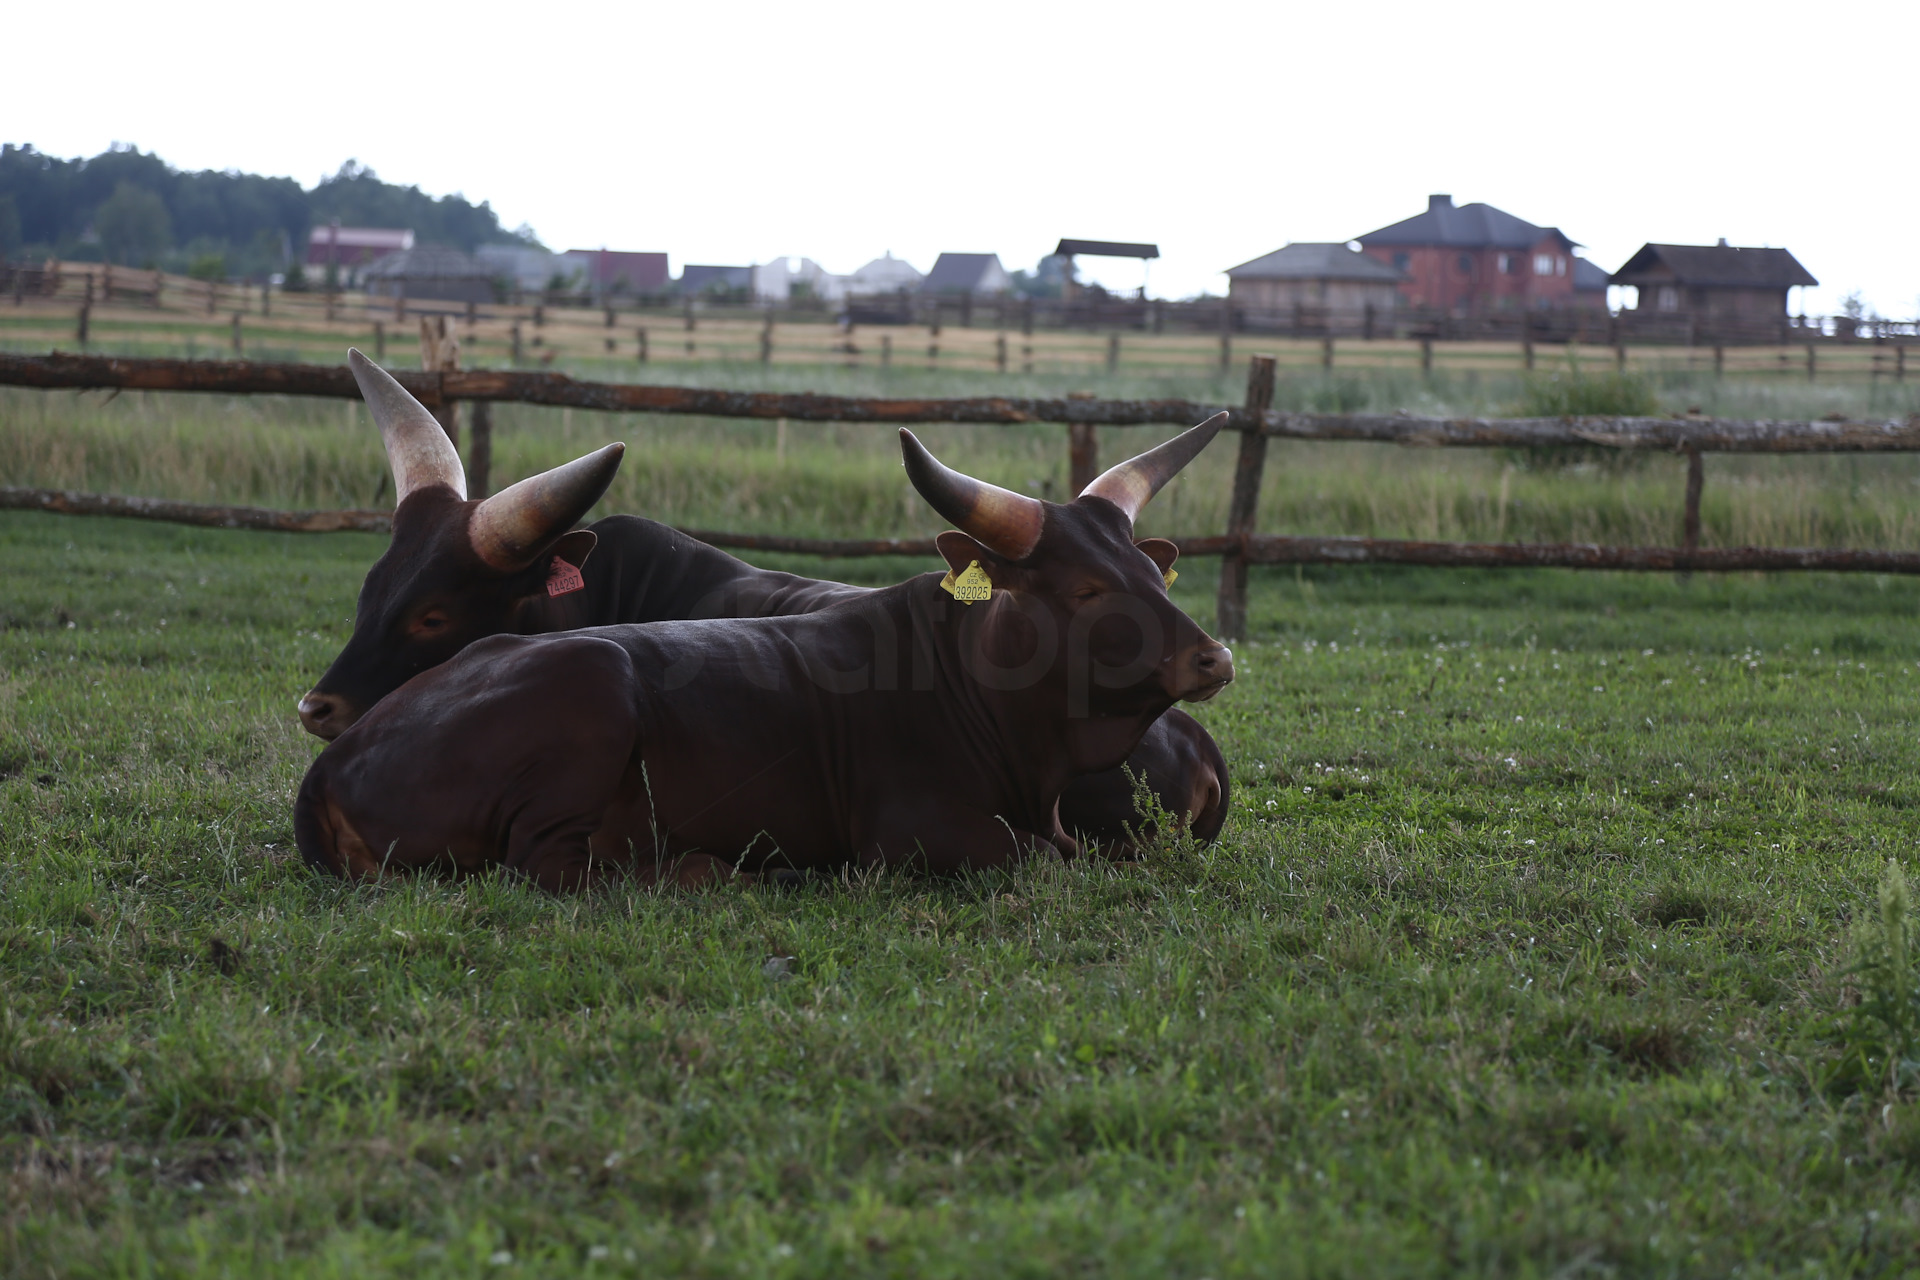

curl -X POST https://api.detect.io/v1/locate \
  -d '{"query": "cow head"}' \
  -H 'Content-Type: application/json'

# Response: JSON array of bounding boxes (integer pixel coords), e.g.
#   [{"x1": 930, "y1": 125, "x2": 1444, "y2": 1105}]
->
[
  {"x1": 899, "y1": 413, "x2": 1233, "y2": 729},
  {"x1": 297, "y1": 350, "x2": 624, "y2": 740}
]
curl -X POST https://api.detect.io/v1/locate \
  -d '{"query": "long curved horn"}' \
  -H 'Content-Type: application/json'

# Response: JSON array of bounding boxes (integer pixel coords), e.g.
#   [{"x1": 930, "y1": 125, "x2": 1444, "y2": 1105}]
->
[
  {"x1": 348, "y1": 348, "x2": 468, "y2": 502},
  {"x1": 468, "y1": 442, "x2": 625, "y2": 571},
  {"x1": 1079, "y1": 411, "x2": 1229, "y2": 526},
  {"x1": 899, "y1": 429, "x2": 1045, "y2": 562}
]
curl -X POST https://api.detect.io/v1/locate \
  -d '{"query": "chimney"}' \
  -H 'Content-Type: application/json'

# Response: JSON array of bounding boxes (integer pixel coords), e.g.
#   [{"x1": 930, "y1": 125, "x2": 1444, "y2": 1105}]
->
[
  {"x1": 1716, "y1": 237, "x2": 1730, "y2": 248},
  {"x1": 1428, "y1": 194, "x2": 1452, "y2": 212}
]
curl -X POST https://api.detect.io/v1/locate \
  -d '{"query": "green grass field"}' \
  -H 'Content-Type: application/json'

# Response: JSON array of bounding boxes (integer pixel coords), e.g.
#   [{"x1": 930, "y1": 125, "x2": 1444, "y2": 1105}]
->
[
  {"x1": 5, "y1": 503, "x2": 1920, "y2": 1275},
  {"x1": 5, "y1": 361, "x2": 1920, "y2": 1275}
]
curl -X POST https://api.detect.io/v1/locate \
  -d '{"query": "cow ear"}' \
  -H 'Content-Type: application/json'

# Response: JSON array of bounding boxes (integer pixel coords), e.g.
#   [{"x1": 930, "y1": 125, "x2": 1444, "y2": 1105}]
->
[
  {"x1": 549, "y1": 529, "x2": 597, "y2": 569},
  {"x1": 1134, "y1": 537, "x2": 1179, "y2": 576},
  {"x1": 936, "y1": 530, "x2": 994, "y2": 577}
]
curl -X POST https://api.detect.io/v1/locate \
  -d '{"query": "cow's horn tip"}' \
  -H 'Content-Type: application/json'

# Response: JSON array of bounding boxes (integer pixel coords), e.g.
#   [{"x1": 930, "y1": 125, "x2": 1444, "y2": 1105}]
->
[{"x1": 347, "y1": 347, "x2": 369, "y2": 367}]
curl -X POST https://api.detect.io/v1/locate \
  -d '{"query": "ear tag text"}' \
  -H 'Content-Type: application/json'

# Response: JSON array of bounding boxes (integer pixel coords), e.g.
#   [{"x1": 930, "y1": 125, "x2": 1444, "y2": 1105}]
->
[
  {"x1": 1162, "y1": 568, "x2": 1178, "y2": 588},
  {"x1": 941, "y1": 560, "x2": 993, "y2": 603},
  {"x1": 545, "y1": 557, "x2": 586, "y2": 597}
]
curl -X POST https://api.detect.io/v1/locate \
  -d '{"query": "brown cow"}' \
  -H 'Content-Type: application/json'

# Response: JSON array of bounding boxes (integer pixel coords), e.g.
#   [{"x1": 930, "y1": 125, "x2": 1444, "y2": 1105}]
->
[
  {"x1": 294, "y1": 417, "x2": 1234, "y2": 889},
  {"x1": 295, "y1": 351, "x2": 1228, "y2": 849}
]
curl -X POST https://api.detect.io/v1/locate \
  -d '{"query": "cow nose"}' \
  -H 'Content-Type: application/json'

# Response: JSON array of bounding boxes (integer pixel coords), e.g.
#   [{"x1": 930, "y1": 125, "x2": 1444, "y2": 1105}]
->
[
  {"x1": 1191, "y1": 644, "x2": 1234, "y2": 693},
  {"x1": 297, "y1": 690, "x2": 352, "y2": 741}
]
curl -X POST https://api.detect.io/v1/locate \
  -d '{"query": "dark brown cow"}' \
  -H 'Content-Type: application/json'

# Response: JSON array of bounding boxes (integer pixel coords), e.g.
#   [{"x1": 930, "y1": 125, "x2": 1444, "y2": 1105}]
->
[
  {"x1": 294, "y1": 418, "x2": 1234, "y2": 890},
  {"x1": 296, "y1": 351, "x2": 1228, "y2": 849}
]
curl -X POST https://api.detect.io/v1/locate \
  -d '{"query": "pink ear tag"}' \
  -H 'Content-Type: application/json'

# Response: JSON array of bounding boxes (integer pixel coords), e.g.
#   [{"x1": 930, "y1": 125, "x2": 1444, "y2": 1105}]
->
[{"x1": 545, "y1": 557, "x2": 586, "y2": 597}]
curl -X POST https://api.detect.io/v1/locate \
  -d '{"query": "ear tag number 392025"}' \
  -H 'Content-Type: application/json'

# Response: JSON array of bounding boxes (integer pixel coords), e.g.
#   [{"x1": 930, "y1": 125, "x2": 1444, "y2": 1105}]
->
[
  {"x1": 940, "y1": 559, "x2": 993, "y2": 604},
  {"x1": 546, "y1": 557, "x2": 586, "y2": 597}
]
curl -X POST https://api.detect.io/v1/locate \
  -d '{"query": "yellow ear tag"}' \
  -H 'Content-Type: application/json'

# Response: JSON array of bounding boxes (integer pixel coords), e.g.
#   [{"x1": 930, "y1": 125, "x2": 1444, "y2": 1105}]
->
[
  {"x1": 1162, "y1": 568, "x2": 1178, "y2": 589},
  {"x1": 942, "y1": 560, "x2": 993, "y2": 603}
]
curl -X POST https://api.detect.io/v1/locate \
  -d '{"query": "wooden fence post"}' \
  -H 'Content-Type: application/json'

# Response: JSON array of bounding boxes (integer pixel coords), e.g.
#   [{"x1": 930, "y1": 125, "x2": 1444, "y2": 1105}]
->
[
  {"x1": 1022, "y1": 298, "x2": 1035, "y2": 338},
  {"x1": 206, "y1": 279, "x2": 218, "y2": 316},
  {"x1": 1614, "y1": 341, "x2": 1627, "y2": 373},
  {"x1": 261, "y1": 280, "x2": 270, "y2": 317},
  {"x1": 1217, "y1": 300, "x2": 1232, "y2": 373},
  {"x1": 1107, "y1": 332, "x2": 1120, "y2": 373},
  {"x1": 467, "y1": 400, "x2": 492, "y2": 498},
  {"x1": 419, "y1": 315, "x2": 460, "y2": 450},
  {"x1": 1068, "y1": 422, "x2": 1098, "y2": 497},
  {"x1": 511, "y1": 321, "x2": 523, "y2": 365},
  {"x1": 467, "y1": 299, "x2": 478, "y2": 328},
  {"x1": 1682, "y1": 447, "x2": 1704, "y2": 551},
  {"x1": 230, "y1": 312, "x2": 242, "y2": 355},
  {"x1": 1713, "y1": 344, "x2": 1724, "y2": 377},
  {"x1": 996, "y1": 331, "x2": 1007, "y2": 374},
  {"x1": 760, "y1": 309, "x2": 774, "y2": 365},
  {"x1": 636, "y1": 327, "x2": 648, "y2": 363},
  {"x1": 76, "y1": 300, "x2": 90, "y2": 346},
  {"x1": 374, "y1": 320, "x2": 386, "y2": 361},
  {"x1": 1363, "y1": 303, "x2": 1375, "y2": 340},
  {"x1": 1420, "y1": 337, "x2": 1433, "y2": 376},
  {"x1": 881, "y1": 333, "x2": 892, "y2": 369},
  {"x1": 1214, "y1": 354, "x2": 1277, "y2": 641},
  {"x1": 1898, "y1": 345, "x2": 1907, "y2": 382},
  {"x1": 393, "y1": 287, "x2": 405, "y2": 323},
  {"x1": 1806, "y1": 344, "x2": 1817, "y2": 381},
  {"x1": 604, "y1": 305, "x2": 615, "y2": 329},
  {"x1": 1321, "y1": 334, "x2": 1334, "y2": 372}
]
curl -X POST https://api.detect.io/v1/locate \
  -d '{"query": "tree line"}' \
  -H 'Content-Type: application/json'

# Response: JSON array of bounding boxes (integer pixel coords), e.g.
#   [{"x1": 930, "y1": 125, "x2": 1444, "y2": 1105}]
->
[{"x1": 0, "y1": 144, "x2": 537, "y2": 280}]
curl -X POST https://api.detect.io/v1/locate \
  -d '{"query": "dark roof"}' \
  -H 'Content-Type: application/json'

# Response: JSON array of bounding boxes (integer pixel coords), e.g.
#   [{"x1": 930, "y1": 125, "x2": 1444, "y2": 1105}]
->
[
  {"x1": 362, "y1": 246, "x2": 488, "y2": 280},
  {"x1": 678, "y1": 264, "x2": 751, "y2": 293},
  {"x1": 1054, "y1": 239, "x2": 1159, "y2": 260},
  {"x1": 1225, "y1": 242, "x2": 1403, "y2": 283},
  {"x1": 1609, "y1": 243, "x2": 1817, "y2": 289},
  {"x1": 921, "y1": 253, "x2": 1004, "y2": 292},
  {"x1": 1572, "y1": 257, "x2": 1610, "y2": 293},
  {"x1": 1357, "y1": 194, "x2": 1577, "y2": 252}
]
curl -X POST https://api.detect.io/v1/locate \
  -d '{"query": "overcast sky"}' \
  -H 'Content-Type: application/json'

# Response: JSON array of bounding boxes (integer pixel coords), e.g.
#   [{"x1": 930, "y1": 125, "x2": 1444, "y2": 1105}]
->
[{"x1": 5, "y1": 0, "x2": 1914, "y2": 316}]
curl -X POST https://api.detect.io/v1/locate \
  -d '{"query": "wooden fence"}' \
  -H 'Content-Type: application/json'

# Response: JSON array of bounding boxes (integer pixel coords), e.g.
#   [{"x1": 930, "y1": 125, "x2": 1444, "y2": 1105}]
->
[{"x1": 1, "y1": 351, "x2": 1918, "y2": 638}]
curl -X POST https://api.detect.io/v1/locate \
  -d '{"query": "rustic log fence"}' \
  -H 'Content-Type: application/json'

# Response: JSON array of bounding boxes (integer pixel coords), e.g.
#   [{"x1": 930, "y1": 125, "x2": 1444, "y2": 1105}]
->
[{"x1": 2, "y1": 352, "x2": 1918, "y2": 638}]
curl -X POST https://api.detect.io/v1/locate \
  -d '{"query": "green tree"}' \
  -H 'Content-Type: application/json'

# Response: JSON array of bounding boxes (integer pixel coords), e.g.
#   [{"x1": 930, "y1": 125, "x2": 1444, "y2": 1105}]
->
[{"x1": 93, "y1": 182, "x2": 171, "y2": 265}]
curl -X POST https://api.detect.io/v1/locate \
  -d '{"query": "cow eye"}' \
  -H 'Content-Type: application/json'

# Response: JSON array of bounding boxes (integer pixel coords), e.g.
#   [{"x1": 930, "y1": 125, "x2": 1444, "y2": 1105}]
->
[
  {"x1": 413, "y1": 610, "x2": 450, "y2": 635},
  {"x1": 1071, "y1": 586, "x2": 1102, "y2": 602}
]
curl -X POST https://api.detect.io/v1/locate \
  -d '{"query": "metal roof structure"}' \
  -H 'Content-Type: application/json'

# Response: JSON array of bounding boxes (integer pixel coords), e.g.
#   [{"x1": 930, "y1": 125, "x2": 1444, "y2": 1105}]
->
[
  {"x1": 1609, "y1": 242, "x2": 1817, "y2": 290},
  {"x1": 1357, "y1": 195, "x2": 1577, "y2": 252},
  {"x1": 1054, "y1": 239, "x2": 1159, "y2": 260},
  {"x1": 1225, "y1": 242, "x2": 1404, "y2": 282}
]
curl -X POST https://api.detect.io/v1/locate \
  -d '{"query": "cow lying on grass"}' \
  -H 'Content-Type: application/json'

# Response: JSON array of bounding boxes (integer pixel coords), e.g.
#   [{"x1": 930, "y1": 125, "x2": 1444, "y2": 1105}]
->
[
  {"x1": 294, "y1": 351, "x2": 1227, "y2": 850},
  {"x1": 294, "y1": 417, "x2": 1234, "y2": 889}
]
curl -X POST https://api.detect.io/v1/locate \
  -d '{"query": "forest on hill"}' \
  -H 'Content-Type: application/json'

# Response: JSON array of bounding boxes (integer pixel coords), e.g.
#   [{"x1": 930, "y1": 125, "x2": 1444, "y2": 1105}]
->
[{"x1": 0, "y1": 144, "x2": 535, "y2": 280}]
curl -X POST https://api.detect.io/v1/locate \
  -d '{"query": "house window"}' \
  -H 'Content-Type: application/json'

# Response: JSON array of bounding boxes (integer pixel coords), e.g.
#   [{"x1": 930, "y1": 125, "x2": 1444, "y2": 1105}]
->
[
  {"x1": 1392, "y1": 252, "x2": 1409, "y2": 272},
  {"x1": 1533, "y1": 254, "x2": 1554, "y2": 276},
  {"x1": 1497, "y1": 253, "x2": 1511, "y2": 274},
  {"x1": 1457, "y1": 253, "x2": 1473, "y2": 276},
  {"x1": 1657, "y1": 286, "x2": 1679, "y2": 312},
  {"x1": 1556, "y1": 257, "x2": 1567, "y2": 277}
]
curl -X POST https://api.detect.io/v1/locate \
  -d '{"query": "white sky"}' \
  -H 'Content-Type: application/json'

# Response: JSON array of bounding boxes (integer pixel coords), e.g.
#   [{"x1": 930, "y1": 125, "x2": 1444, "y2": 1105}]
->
[{"x1": 5, "y1": 0, "x2": 1915, "y2": 317}]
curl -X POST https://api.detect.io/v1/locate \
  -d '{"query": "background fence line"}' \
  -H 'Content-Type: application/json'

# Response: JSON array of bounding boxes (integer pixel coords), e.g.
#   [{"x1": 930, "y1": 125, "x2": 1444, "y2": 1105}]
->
[{"x1": 3, "y1": 352, "x2": 1919, "y2": 637}]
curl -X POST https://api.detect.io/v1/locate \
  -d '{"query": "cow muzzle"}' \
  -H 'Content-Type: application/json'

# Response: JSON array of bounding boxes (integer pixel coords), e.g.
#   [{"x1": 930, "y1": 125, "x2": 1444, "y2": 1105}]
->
[
  {"x1": 1173, "y1": 642, "x2": 1234, "y2": 703},
  {"x1": 297, "y1": 690, "x2": 358, "y2": 741}
]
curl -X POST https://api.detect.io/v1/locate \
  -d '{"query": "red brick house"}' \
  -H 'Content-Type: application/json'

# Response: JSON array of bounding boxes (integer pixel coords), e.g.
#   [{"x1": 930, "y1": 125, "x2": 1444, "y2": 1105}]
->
[{"x1": 1356, "y1": 195, "x2": 1582, "y2": 315}]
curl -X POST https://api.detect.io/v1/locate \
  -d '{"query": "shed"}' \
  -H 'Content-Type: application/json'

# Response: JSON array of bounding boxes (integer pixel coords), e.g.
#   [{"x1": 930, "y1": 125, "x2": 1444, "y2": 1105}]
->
[
  {"x1": 362, "y1": 245, "x2": 493, "y2": 304},
  {"x1": 1609, "y1": 241, "x2": 1816, "y2": 324},
  {"x1": 1225, "y1": 242, "x2": 1403, "y2": 323},
  {"x1": 921, "y1": 253, "x2": 1011, "y2": 296}
]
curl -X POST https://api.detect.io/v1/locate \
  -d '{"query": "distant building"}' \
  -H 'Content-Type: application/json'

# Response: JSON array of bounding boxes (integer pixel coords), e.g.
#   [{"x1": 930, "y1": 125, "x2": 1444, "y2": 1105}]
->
[
  {"x1": 677, "y1": 264, "x2": 752, "y2": 298},
  {"x1": 921, "y1": 252, "x2": 1011, "y2": 296},
  {"x1": 474, "y1": 245, "x2": 561, "y2": 292},
  {"x1": 563, "y1": 249, "x2": 670, "y2": 296},
  {"x1": 846, "y1": 252, "x2": 923, "y2": 294},
  {"x1": 1356, "y1": 195, "x2": 1583, "y2": 314},
  {"x1": 305, "y1": 225, "x2": 413, "y2": 287},
  {"x1": 1572, "y1": 257, "x2": 1612, "y2": 312},
  {"x1": 1225, "y1": 242, "x2": 1403, "y2": 323},
  {"x1": 1609, "y1": 240, "x2": 1817, "y2": 324},
  {"x1": 362, "y1": 246, "x2": 493, "y2": 304}
]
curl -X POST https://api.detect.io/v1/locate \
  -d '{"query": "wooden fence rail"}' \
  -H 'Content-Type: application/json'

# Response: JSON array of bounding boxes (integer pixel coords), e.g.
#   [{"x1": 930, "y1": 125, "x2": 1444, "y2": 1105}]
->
[{"x1": 4, "y1": 352, "x2": 1919, "y2": 638}]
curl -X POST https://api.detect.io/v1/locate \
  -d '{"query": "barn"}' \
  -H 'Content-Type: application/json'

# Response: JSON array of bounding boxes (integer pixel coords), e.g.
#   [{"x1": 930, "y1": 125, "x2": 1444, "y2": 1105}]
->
[{"x1": 1224, "y1": 242, "x2": 1403, "y2": 330}]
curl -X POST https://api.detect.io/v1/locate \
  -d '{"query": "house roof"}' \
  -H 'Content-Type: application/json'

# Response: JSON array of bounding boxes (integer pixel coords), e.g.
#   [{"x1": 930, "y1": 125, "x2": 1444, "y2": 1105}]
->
[
  {"x1": 1055, "y1": 239, "x2": 1159, "y2": 260},
  {"x1": 362, "y1": 245, "x2": 488, "y2": 280},
  {"x1": 307, "y1": 226, "x2": 414, "y2": 251},
  {"x1": 1226, "y1": 242, "x2": 1404, "y2": 283},
  {"x1": 1357, "y1": 195, "x2": 1576, "y2": 252},
  {"x1": 1573, "y1": 257, "x2": 1611, "y2": 293},
  {"x1": 1609, "y1": 243, "x2": 1817, "y2": 289},
  {"x1": 921, "y1": 252, "x2": 1005, "y2": 292}
]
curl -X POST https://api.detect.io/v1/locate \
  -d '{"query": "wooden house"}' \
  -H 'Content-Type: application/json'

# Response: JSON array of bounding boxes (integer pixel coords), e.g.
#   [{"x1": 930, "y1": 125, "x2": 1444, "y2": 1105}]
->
[
  {"x1": 1225, "y1": 242, "x2": 1403, "y2": 327},
  {"x1": 1609, "y1": 241, "x2": 1816, "y2": 325}
]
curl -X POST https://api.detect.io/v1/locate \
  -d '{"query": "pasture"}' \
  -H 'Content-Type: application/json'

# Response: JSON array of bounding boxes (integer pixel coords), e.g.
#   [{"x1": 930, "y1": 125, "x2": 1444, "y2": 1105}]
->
[{"x1": 4, "y1": 364, "x2": 1920, "y2": 1274}]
